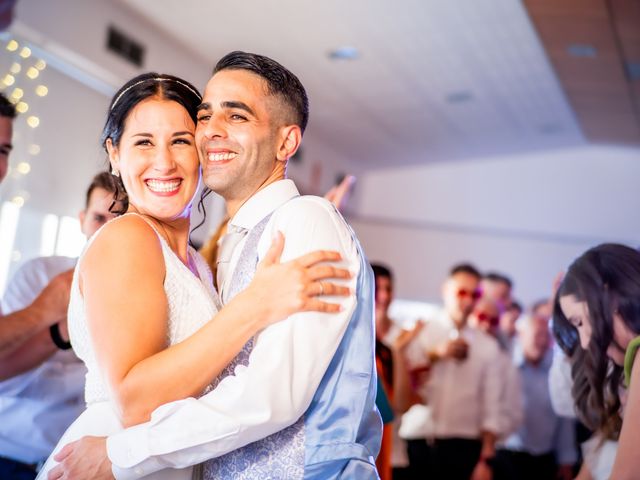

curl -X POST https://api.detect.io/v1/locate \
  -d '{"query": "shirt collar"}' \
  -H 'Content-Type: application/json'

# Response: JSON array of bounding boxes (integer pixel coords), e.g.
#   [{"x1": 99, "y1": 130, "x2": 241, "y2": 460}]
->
[{"x1": 230, "y1": 179, "x2": 299, "y2": 230}]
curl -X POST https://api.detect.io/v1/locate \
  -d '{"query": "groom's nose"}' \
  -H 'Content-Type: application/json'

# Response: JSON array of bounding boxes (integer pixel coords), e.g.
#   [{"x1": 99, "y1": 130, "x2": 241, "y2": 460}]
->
[{"x1": 198, "y1": 113, "x2": 227, "y2": 140}]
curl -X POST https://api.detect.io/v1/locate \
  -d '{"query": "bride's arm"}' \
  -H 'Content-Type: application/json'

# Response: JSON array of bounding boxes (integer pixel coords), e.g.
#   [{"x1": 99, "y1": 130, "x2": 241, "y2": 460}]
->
[{"x1": 82, "y1": 215, "x2": 348, "y2": 428}]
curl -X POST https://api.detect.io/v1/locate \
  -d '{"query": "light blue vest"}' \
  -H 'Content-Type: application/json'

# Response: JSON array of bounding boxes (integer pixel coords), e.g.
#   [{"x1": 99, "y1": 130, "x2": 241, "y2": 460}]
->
[{"x1": 203, "y1": 201, "x2": 381, "y2": 479}]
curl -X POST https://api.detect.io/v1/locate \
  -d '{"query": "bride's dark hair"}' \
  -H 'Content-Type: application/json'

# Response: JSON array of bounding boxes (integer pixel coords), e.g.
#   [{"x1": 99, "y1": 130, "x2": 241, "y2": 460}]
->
[{"x1": 100, "y1": 72, "x2": 203, "y2": 215}]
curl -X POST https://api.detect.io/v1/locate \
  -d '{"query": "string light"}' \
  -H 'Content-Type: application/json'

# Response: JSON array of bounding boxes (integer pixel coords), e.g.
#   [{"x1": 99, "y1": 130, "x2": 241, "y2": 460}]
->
[
  {"x1": 11, "y1": 196, "x2": 25, "y2": 207},
  {"x1": 16, "y1": 102, "x2": 28, "y2": 113},
  {"x1": 35, "y1": 85, "x2": 48, "y2": 97},
  {"x1": 10, "y1": 88, "x2": 24, "y2": 100},
  {"x1": 2, "y1": 74, "x2": 15, "y2": 87},
  {"x1": 6, "y1": 40, "x2": 18, "y2": 52},
  {"x1": 9, "y1": 63, "x2": 21, "y2": 74},
  {"x1": 34, "y1": 59, "x2": 46, "y2": 70},
  {"x1": 27, "y1": 116, "x2": 40, "y2": 128},
  {"x1": 28, "y1": 144, "x2": 40, "y2": 155},
  {"x1": 26, "y1": 67, "x2": 39, "y2": 80},
  {"x1": 19, "y1": 47, "x2": 32, "y2": 58},
  {"x1": 16, "y1": 162, "x2": 31, "y2": 175}
]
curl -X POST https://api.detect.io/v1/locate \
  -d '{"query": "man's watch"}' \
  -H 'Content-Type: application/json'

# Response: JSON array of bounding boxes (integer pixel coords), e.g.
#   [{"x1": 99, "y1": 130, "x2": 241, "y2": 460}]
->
[{"x1": 50, "y1": 323, "x2": 72, "y2": 350}]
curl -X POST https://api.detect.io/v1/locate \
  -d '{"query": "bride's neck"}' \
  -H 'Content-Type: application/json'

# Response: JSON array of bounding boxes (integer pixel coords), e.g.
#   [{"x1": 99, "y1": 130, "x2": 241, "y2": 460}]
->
[{"x1": 126, "y1": 207, "x2": 192, "y2": 266}]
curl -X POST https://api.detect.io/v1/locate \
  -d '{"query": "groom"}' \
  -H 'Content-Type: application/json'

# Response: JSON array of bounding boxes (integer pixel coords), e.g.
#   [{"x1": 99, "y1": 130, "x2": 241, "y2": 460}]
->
[{"x1": 51, "y1": 51, "x2": 382, "y2": 479}]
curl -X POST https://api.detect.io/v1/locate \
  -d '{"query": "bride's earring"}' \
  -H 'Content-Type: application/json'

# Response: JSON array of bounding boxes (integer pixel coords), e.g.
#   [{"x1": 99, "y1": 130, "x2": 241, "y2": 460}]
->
[{"x1": 111, "y1": 167, "x2": 120, "y2": 177}]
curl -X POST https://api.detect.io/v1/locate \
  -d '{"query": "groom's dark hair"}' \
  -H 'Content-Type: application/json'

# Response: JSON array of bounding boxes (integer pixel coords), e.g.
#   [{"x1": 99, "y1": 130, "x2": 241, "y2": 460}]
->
[{"x1": 213, "y1": 51, "x2": 309, "y2": 134}]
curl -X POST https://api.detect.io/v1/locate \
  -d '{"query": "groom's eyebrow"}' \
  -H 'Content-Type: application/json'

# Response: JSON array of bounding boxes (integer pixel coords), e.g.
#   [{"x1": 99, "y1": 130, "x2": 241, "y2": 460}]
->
[
  {"x1": 196, "y1": 102, "x2": 210, "y2": 112},
  {"x1": 221, "y1": 101, "x2": 255, "y2": 116},
  {"x1": 196, "y1": 101, "x2": 255, "y2": 116}
]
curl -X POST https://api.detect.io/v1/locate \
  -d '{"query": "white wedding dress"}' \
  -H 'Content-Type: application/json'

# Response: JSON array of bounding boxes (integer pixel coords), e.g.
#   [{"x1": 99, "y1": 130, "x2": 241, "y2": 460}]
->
[{"x1": 37, "y1": 214, "x2": 220, "y2": 479}]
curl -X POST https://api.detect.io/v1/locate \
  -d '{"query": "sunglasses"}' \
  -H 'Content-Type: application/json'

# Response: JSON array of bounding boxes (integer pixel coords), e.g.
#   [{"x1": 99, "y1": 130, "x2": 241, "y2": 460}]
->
[
  {"x1": 476, "y1": 311, "x2": 500, "y2": 326},
  {"x1": 456, "y1": 288, "x2": 483, "y2": 300}
]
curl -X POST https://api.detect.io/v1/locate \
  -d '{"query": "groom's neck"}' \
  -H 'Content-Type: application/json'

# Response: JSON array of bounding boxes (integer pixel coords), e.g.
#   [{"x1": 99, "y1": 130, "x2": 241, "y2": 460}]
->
[{"x1": 226, "y1": 169, "x2": 287, "y2": 219}]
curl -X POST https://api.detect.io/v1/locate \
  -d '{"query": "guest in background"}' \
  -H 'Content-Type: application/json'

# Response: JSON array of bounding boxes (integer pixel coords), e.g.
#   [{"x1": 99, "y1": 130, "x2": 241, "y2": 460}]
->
[
  {"x1": 405, "y1": 264, "x2": 502, "y2": 480},
  {"x1": 495, "y1": 315, "x2": 576, "y2": 480},
  {"x1": 482, "y1": 272, "x2": 520, "y2": 352},
  {"x1": 554, "y1": 243, "x2": 640, "y2": 480},
  {"x1": 372, "y1": 263, "x2": 421, "y2": 479},
  {"x1": 468, "y1": 297, "x2": 523, "y2": 440},
  {"x1": 0, "y1": 172, "x2": 119, "y2": 480},
  {"x1": 0, "y1": 92, "x2": 74, "y2": 365}
]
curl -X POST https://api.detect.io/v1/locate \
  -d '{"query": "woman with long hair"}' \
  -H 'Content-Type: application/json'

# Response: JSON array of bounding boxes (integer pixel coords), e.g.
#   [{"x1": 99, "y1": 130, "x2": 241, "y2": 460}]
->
[{"x1": 553, "y1": 243, "x2": 640, "y2": 479}]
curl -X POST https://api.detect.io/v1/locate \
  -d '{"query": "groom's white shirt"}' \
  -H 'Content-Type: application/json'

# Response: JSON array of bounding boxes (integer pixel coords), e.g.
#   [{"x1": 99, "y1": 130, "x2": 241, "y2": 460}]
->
[{"x1": 107, "y1": 180, "x2": 360, "y2": 479}]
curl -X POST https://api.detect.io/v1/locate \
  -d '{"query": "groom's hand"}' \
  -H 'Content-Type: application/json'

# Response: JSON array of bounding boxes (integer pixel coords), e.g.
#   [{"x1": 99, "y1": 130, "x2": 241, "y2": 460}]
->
[{"x1": 48, "y1": 436, "x2": 113, "y2": 480}]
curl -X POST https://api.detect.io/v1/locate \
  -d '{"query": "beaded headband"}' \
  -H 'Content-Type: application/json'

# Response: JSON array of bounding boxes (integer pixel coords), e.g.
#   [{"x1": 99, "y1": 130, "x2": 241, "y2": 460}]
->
[{"x1": 110, "y1": 77, "x2": 202, "y2": 111}]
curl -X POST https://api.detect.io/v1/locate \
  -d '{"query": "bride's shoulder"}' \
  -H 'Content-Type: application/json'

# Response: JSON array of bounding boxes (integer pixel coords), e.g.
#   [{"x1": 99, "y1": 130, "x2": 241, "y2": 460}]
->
[{"x1": 82, "y1": 214, "x2": 163, "y2": 267}]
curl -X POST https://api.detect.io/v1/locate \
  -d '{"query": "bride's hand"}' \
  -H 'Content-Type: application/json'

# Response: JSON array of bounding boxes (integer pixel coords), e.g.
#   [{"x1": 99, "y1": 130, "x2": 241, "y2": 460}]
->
[{"x1": 245, "y1": 231, "x2": 352, "y2": 328}]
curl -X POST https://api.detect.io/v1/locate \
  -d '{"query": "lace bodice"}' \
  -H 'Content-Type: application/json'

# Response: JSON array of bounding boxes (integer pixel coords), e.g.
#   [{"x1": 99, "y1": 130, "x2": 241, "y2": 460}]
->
[{"x1": 68, "y1": 214, "x2": 221, "y2": 405}]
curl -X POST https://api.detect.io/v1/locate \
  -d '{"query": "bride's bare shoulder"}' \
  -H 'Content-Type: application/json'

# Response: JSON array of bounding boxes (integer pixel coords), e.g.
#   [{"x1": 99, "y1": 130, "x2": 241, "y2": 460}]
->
[{"x1": 81, "y1": 214, "x2": 164, "y2": 274}]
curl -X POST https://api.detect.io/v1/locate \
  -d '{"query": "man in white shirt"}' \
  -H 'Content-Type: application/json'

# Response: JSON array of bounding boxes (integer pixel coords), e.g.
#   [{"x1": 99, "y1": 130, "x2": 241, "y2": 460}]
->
[
  {"x1": 404, "y1": 264, "x2": 503, "y2": 480},
  {"x1": 52, "y1": 51, "x2": 381, "y2": 480},
  {"x1": 467, "y1": 297, "x2": 524, "y2": 440},
  {"x1": 0, "y1": 93, "x2": 74, "y2": 368},
  {"x1": 0, "y1": 172, "x2": 118, "y2": 479}
]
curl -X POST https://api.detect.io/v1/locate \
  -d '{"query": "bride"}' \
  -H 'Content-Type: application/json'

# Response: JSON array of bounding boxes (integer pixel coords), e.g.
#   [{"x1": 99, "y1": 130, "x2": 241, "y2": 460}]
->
[{"x1": 38, "y1": 73, "x2": 350, "y2": 479}]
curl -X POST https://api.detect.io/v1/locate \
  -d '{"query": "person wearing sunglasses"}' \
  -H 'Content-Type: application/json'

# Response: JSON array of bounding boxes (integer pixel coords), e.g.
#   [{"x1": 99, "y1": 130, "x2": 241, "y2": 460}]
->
[
  {"x1": 469, "y1": 298, "x2": 524, "y2": 444},
  {"x1": 404, "y1": 264, "x2": 503, "y2": 480}
]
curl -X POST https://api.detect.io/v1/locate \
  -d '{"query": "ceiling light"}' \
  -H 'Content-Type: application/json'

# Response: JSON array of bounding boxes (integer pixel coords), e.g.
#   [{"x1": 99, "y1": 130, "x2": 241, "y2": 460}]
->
[
  {"x1": 328, "y1": 47, "x2": 360, "y2": 60},
  {"x1": 567, "y1": 44, "x2": 597, "y2": 58},
  {"x1": 446, "y1": 91, "x2": 473, "y2": 104},
  {"x1": 538, "y1": 123, "x2": 563, "y2": 135}
]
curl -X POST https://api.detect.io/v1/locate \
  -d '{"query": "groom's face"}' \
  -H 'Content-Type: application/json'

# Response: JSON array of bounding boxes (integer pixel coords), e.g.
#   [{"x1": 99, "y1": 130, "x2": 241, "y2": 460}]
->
[{"x1": 196, "y1": 69, "x2": 282, "y2": 205}]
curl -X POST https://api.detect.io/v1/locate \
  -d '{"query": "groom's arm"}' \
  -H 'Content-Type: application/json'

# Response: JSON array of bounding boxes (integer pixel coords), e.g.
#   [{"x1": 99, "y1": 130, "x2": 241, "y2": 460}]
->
[{"x1": 108, "y1": 197, "x2": 359, "y2": 479}]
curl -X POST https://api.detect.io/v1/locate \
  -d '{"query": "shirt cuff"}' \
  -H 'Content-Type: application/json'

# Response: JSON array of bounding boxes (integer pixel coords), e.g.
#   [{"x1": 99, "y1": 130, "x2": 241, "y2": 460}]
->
[{"x1": 107, "y1": 423, "x2": 157, "y2": 479}]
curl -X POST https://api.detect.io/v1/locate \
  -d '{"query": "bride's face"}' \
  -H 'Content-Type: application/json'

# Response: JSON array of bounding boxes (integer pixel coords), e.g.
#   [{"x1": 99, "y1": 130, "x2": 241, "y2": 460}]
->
[{"x1": 107, "y1": 97, "x2": 200, "y2": 222}]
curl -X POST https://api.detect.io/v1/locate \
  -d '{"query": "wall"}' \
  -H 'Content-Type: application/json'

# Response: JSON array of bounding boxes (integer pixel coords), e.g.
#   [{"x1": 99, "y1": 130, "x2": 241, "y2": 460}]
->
[
  {"x1": 0, "y1": 0, "x2": 216, "y2": 289},
  {"x1": 349, "y1": 145, "x2": 640, "y2": 305}
]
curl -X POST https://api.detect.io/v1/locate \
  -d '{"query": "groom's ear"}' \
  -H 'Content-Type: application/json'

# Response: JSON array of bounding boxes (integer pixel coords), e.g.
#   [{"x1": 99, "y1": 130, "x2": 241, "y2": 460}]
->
[{"x1": 276, "y1": 124, "x2": 302, "y2": 162}]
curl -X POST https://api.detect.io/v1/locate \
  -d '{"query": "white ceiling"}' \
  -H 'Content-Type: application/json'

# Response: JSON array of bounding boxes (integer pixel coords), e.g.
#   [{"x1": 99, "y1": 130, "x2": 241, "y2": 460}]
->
[{"x1": 116, "y1": 0, "x2": 586, "y2": 167}]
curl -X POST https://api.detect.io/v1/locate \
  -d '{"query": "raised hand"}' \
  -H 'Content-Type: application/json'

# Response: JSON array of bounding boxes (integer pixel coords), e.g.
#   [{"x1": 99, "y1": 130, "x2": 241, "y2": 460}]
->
[
  {"x1": 32, "y1": 269, "x2": 74, "y2": 326},
  {"x1": 324, "y1": 175, "x2": 356, "y2": 212}
]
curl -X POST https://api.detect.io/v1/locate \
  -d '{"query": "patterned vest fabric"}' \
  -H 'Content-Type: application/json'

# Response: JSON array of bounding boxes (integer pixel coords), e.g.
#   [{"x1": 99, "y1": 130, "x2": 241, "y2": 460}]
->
[
  {"x1": 204, "y1": 213, "x2": 305, "y2": 480},
  {"x1": 203, "y1": 201, "x2": 382, "y2": 480}
]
